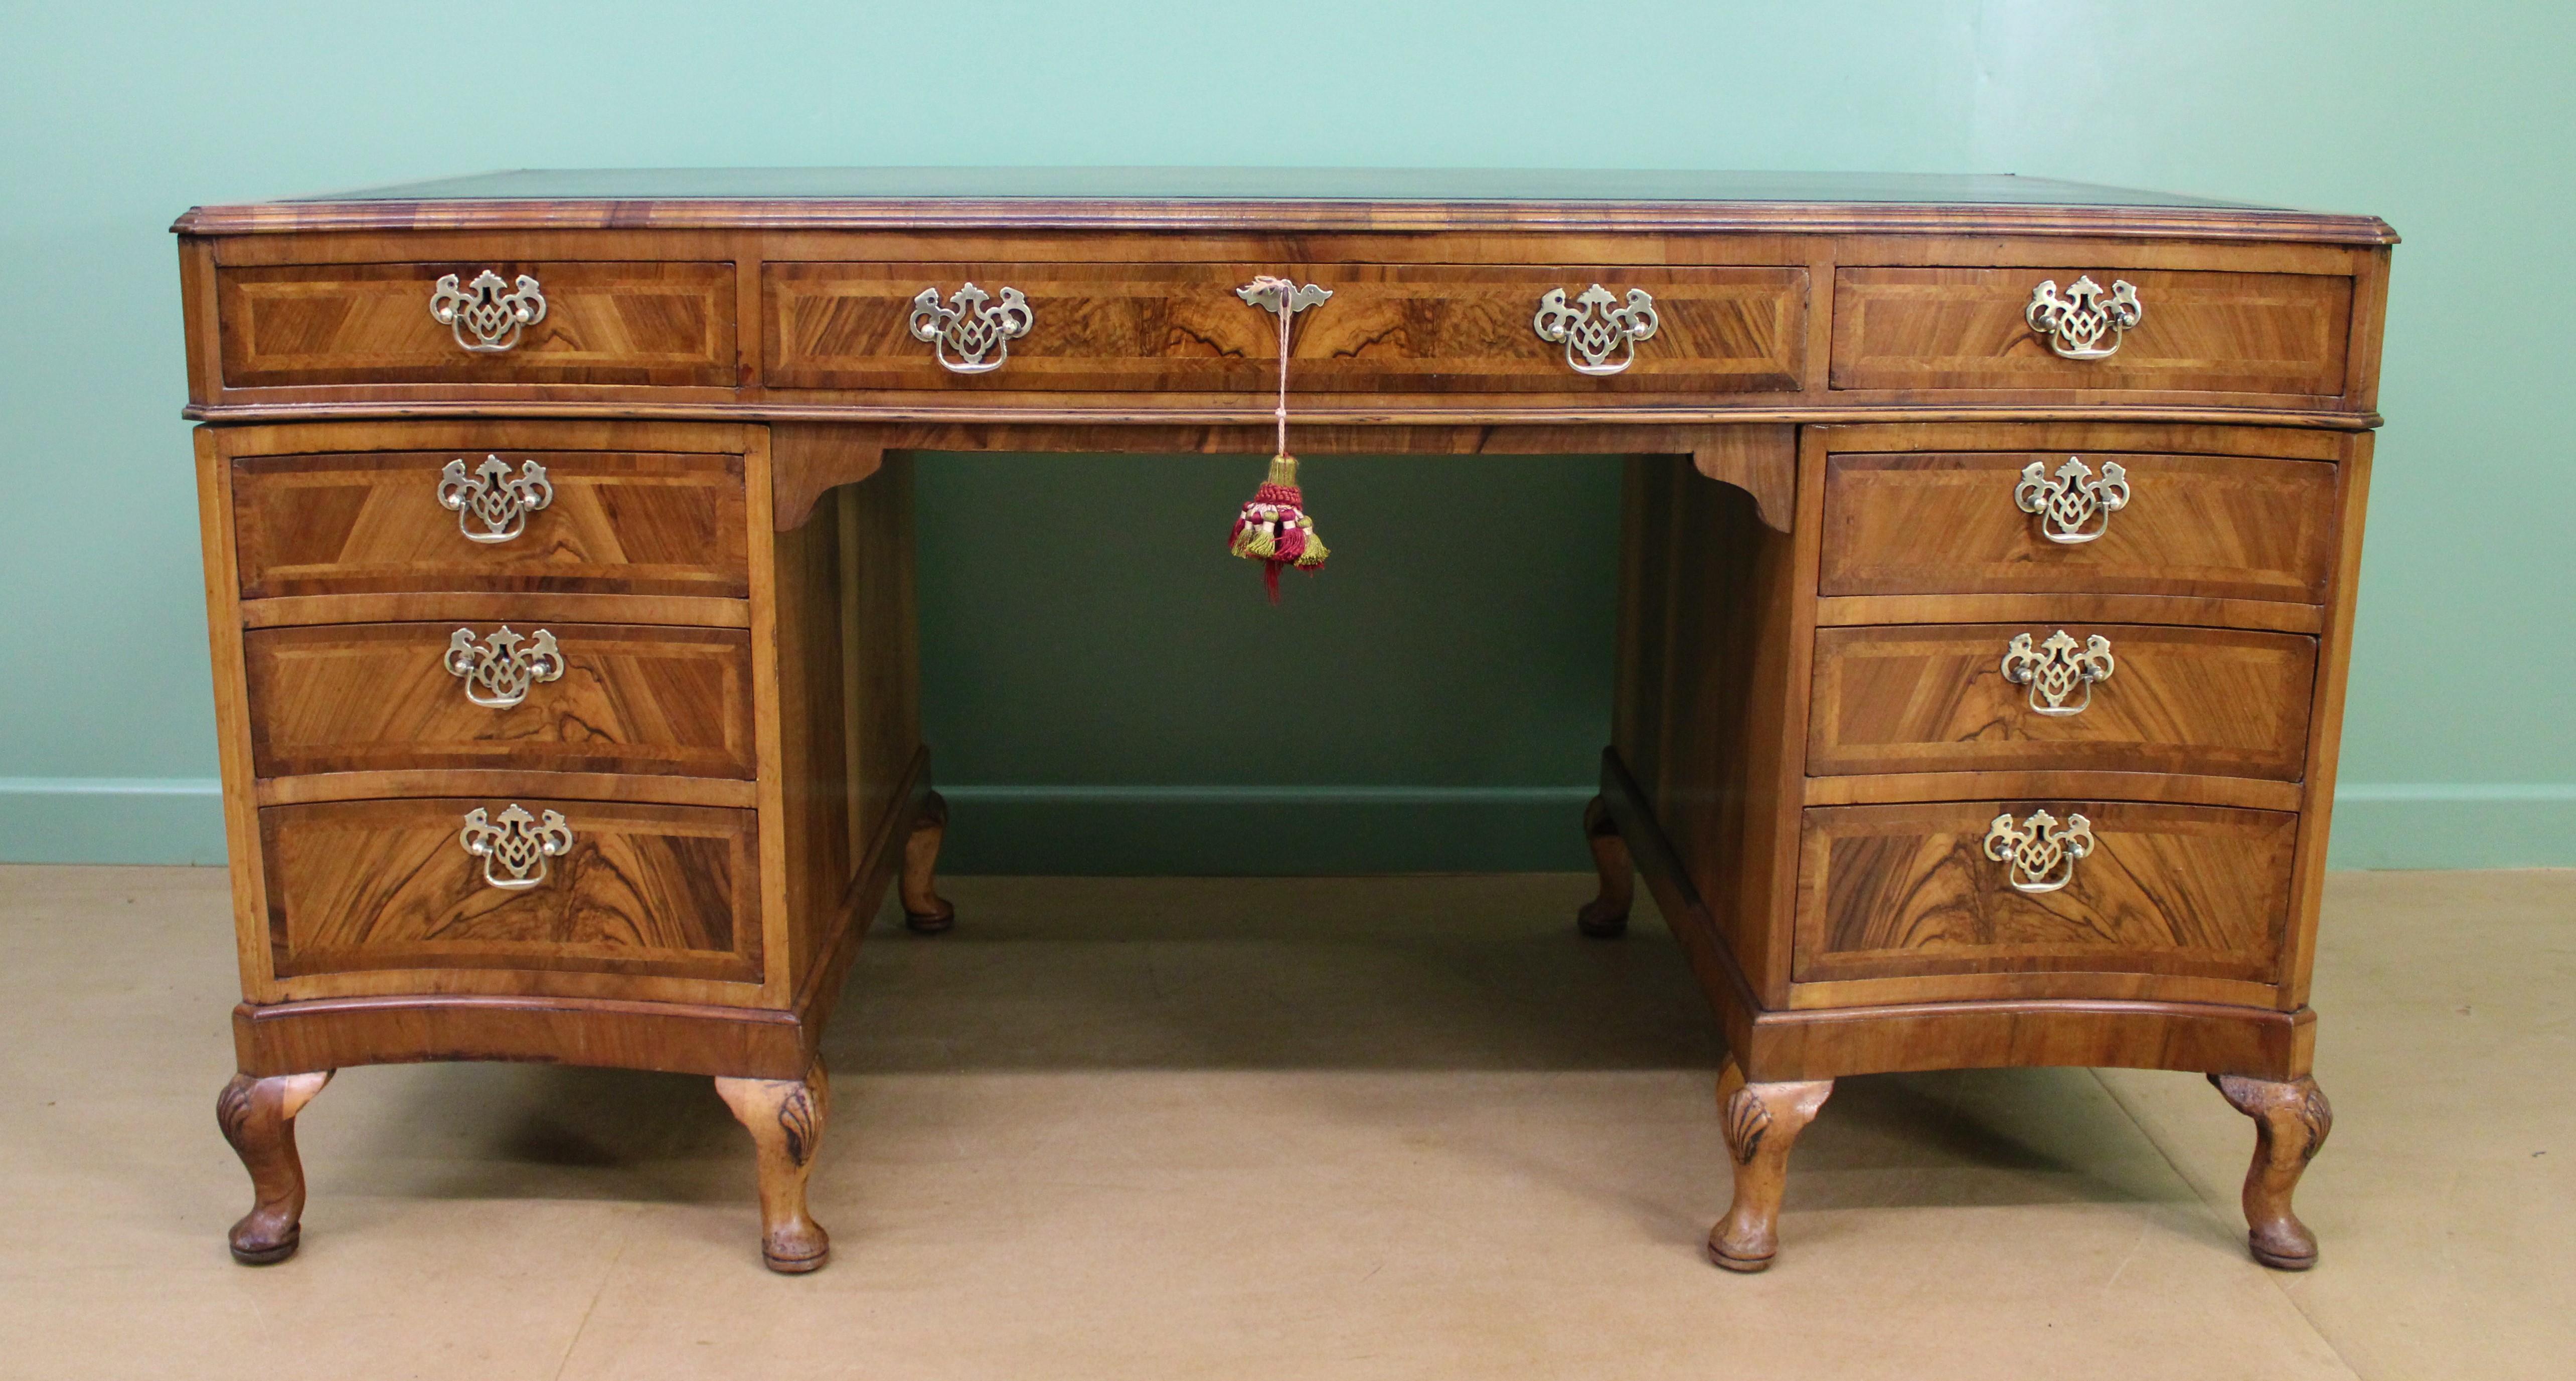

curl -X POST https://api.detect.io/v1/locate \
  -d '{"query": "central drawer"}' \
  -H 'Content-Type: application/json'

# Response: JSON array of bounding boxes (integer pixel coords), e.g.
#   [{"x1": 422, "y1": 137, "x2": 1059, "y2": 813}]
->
[
  {"x1": 764, "y1": 261, "x2": 1807, "y2": 394},
  {"x1": 1808, "y1": 622, "x2": 2317, "y2": 780},
  {"x1": 243, "y1": 621, "x2": 756, "y2": 780}
]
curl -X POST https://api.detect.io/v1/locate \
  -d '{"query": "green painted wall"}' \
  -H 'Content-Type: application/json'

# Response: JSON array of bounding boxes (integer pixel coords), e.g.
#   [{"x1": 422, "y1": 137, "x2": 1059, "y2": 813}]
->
[{"x1": 2, "y1": 2, "x2": 2567, "y2": 872}]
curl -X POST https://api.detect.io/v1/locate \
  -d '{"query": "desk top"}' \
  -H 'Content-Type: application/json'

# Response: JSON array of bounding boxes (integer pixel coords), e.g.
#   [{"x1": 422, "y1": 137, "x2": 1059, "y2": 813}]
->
[{"x1": 174, "y1": 167, "x2": 2396, "y2": 243}]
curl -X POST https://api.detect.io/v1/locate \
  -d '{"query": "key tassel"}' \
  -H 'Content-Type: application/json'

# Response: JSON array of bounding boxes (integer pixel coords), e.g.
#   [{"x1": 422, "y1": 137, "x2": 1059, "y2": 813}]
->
[{"x1": 1230, "y1": 453, "x2": 1329, "y2": 601}]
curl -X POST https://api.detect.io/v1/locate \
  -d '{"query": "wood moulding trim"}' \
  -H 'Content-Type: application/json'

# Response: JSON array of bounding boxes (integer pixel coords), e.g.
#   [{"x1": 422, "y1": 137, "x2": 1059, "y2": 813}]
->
[
  {"x1": 182, "y1": 400, "x2": 2387, "y2": 432},
  {"x1": 768, "y1": 420, "x2": 1796, "y2": 532},
  {"x1": 1745, "y1": 995, "x2": 2315, "y2": 1081},
  {"x1": 1814, "y1": 595, "x2": 2326, "y2": 636},
  {"x1": 232, "y1": 993, "x2": 811, "y2": 1081},
  {"x1": 241, "y1": 594, "x2": 752, "y2": 630},
  {"x1": 745, "y1": 428, "x2": 792, "y2": 1005},
  {"x1": 1785, "y1": 971, "x2": 2283, "y2": 1012},
  {"x1": 208, "y1": 417, "x2": 757, "y2": 457},
  {"x1": 254, "y1": 772, "x2": 760, "y2": 809},
  {"x1": 171, "y1": 199, "x2": 2401, "y2": 245},
  {"x1": 1799, "y1": 772, "x2": 2305, "y2": 812}
]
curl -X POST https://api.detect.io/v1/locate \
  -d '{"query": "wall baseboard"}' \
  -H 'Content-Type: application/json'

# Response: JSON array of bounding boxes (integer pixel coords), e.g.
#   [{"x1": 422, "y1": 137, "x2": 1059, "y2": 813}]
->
[
  {"x1": 0, "y1": 778, "x2": 228, "y2": 866},
  {"x1": 2323, "y1": 783, "x2": 2576, "y2": 870},
  {"x1": 4, "y1": 777, "x2": 2567, "y2": 872}
]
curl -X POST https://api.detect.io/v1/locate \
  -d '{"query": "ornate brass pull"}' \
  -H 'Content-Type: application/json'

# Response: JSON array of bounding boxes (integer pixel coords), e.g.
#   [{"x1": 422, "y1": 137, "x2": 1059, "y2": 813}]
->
[
  {"x1": 429, "y1": 269, "x2": 547, "y2": 353},
  {"x1": 444, "y1": 626, "x2": 564, "y2": 709},
  {"x1": 909, "y1": 283, "x2": 1033, "y2": 373},
  {"x1": 458, "y1": 804, "x2": 574, "y2": 891},
  {"x1": 436, "y1": 455, "x2": 554, "y2": 544},
  {"x1": 1982, "y1": 809, "x2": 2094, "y2": 894},
  {"x1": 1236, "y1": 278, "x2": 1333, "y2": 317},
  {"x1": 2000, "y1": 630, "x2": 2115, "y2": 717},
  {"x1": 1533, "y1": 284, "x2": 1660, "y2": 376},
  {"x1": 2025, "y1": 275, "x2": 2142, "y2": 360},
  {"x1": 2015, "y1": 455, "x2": 2130, "y2": 545}
]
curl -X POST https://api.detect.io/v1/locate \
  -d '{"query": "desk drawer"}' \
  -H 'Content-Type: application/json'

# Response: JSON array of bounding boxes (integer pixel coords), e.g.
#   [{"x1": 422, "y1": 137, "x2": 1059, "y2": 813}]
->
[
  {"x1": 1793, "y1": 800, "x2": 2296, "y2": 986},
  {"x1": 765, "y1": 261, "x2": 1806, "y2": 394},
  {"x1": 1831, "y1": 267, "x2": 2352, "y2": 397},
  {"x1": 244, "y1": 621, "x2": 756, "y2": 780},
  {"x1": 233, "y1": 450, "x2": 749, "y2": 600},
  {"x1": 216, "y1": 261, "x2": 737, "y2": 388},
  {"x1": 1819, "y1": 451, "x2": 2338, "y2": 601},
  {"x1": 1809, "y1": 623, "x2": 2316, "y2": 780},
  {"x1": 260, "y1": 796, "x2": 760, "y2": 983}
]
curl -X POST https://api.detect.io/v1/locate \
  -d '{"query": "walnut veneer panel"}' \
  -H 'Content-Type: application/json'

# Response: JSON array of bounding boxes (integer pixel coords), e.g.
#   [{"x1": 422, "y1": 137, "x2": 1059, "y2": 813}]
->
[
  {"x1": 217, "y1": 261, "x2": 738, "y2": 388},
  {"x1": 1793, "y1": 801, "x2": 2296, "y2": 987},
  {"x1": 1820, "y1": 451, "x2": 2339, "y2": 601},
  {"x1": 766, "y1": 262, "x2": 1805, "y2": 394},
  {"x1": 1831, "y1": 268, "x2": 2353, "y2": 397},
  {"x1": 259, "y1": 797, "x2": 760, "y2": 983},
  {"x1": 244, "y1": 621, "x2": 755, "y2": 780},
  {"x1": 1808, "y1": 623, "x2": 2317, "y2": 780},
  {"x1": 232, "y1": 450, "x2": 749, "y2": 599}
]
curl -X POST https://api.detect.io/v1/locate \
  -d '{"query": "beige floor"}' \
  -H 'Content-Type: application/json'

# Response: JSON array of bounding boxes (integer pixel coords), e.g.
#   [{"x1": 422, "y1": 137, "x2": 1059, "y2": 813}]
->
[{"x1": 0, "y1": 867, "x2": 2565, "y2": 1380}]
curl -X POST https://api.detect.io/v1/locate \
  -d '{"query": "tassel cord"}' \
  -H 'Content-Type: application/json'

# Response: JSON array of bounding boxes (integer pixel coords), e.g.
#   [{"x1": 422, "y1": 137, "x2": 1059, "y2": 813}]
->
[{"x1": 1274, "y1": 277, "x2": 1293, "y2": 457}]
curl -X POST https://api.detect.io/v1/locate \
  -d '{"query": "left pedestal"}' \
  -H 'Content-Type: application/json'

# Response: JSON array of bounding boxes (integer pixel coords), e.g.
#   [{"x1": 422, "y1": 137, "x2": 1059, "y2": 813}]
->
[{"x1": 196, "y1": 420, "x2": 932, "y2": 1269}]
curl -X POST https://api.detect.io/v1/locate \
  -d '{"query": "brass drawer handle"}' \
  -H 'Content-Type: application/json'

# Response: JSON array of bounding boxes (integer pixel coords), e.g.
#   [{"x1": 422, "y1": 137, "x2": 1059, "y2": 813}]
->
[
  {"x1": 909, "y1": 283, "x2": 1033, "y2": 374},
  {"x1": 2000, "y1": 630, "x2": 2115, "y2": 717},
  {"x1": 2025, "y1": 275, "x2": 2142, "y2": 360},
  {"x1": 1533, "y1": 284, "x2": 1660, "y2": 376},
  {"x1": 458, "y1": 804, "x2": 574, "y2": 891},
  {"x1": 436, "y1": 455, "x2": 554, "y2": 544},
  {"x1": 2015, "y1": 455, "x2": 2130, "y2": 545},
  {"x1": 1982, "y1": 809, "x2": 2094, "y2": 894},
  {"x1": 429, "y1": 269, "x2": 547, "y2": 354},
  {"x1": 444, "y1": 626, "x2": 564, "y2": 709}
]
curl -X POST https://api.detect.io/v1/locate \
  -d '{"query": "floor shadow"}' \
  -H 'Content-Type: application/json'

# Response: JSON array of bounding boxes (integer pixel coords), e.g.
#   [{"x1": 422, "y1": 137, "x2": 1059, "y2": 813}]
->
[
  {"x1": 831, "y1": 874, "x2": 1726, "y2": 1073},
  {"x1": 337, "y1": 875, "x2": 2199, "y2": 1222}
]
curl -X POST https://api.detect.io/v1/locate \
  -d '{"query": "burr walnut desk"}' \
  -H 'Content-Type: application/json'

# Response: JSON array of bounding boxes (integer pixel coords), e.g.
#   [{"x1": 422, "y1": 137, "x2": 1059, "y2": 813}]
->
[{"x1": 174, "y1": 169, "x2": 2390, "y2": 1274}]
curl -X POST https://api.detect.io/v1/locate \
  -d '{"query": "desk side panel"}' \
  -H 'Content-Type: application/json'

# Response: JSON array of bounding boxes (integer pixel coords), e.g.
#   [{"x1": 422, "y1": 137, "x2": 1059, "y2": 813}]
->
[
  {"x1": 837, "y1": 456, "x2": 925, "y2": 875},
  {"x1": 2280, "y1": 433, "x2": 2372, "y2": 1010},
  {"x1": 1614, "y1": 453, "x2": 1811, "y2": 1007},
  {"x1": 760, "y1": 439, "x2": 846, "y2": 999},
  {"x1": 198, "y1": 428, "x2": 278, "y2": 1003},
  {"x1": 759, "y1": 435, "x2": 923, "y2": 1004}
]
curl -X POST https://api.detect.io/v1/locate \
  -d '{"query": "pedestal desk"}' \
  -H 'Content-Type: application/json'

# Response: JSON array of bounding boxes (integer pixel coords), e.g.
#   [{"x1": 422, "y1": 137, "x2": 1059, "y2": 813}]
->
[{"x1": 174, "y1": 170, "x2": 2391, "y2": 1274}]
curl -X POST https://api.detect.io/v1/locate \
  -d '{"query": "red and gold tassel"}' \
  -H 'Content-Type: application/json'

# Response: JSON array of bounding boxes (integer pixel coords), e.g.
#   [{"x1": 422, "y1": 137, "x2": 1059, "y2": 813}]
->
[
  {"x1": 1229, "y1": 452, "x2": 1329, "y2": 600},
  {"x1": 1231, "y1": 275, "x2": 1336, "y2": 601}
]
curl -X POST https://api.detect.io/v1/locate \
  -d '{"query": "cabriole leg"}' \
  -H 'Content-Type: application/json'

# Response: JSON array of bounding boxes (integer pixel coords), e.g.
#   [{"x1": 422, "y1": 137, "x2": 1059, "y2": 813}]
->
[
  {"x1": 715, "y1": 1058, "x2": 832, "y2": 1273},
  {"x1": 2211, "y1": 1073, "x2": 2334, "y2": 1270},
  {"x1": 216, "y1": 1069, "x2": 334, "y2": 1265},
  {"x1": 1576, "y1": 794, "x2": 1633, "y2": 938},
  {"x1": 901, "y1": 789, "x2": 957, "y2": 934},
  {"x1": 1708, "y1": 1058, "x2": 1833, "y2": 1273}
]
